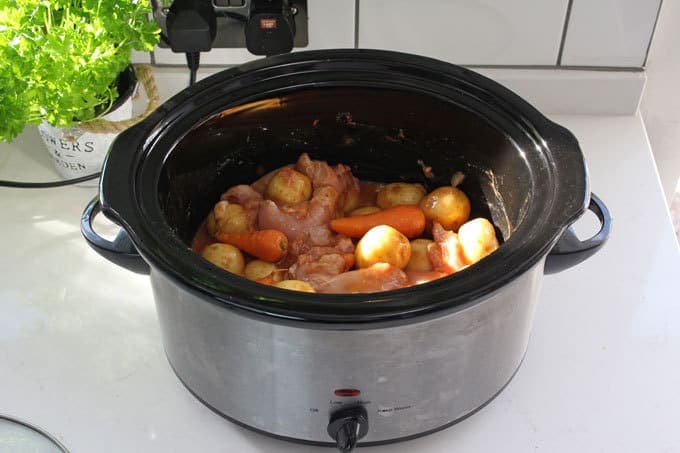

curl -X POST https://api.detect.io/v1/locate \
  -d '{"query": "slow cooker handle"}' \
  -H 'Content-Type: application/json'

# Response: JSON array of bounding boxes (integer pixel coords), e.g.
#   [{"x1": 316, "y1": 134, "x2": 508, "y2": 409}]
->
[
  {"x1": 81, "y1": 196, "x2": 150, "y2": 275},
  {"x1": 544, "y1": 193, "x2": 611, "y2": 274}
]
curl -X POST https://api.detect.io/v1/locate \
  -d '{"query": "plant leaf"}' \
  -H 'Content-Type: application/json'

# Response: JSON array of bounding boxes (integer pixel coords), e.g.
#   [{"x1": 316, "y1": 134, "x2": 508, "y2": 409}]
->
[{"x1": 0, "y1": 0, "x2": 160, "y2": 142}]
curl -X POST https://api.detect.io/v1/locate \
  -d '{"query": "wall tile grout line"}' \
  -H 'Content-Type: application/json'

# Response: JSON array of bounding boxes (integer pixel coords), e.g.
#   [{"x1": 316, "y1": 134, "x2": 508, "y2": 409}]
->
[
  {"x1": 556, "y1": 0, "x2": 574, "y2": 66},
  {"x1": 354, "y1": 0, "x2": 361, "y2": 48},
  {"x1": 643, "y1": 0, "x2": 664, "y2": 67}
]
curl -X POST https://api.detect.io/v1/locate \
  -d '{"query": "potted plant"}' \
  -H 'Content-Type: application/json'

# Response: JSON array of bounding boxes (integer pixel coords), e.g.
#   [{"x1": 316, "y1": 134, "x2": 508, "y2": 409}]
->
[{"x1": 0, "y1": 0, "x2": 161, "y2": 181}]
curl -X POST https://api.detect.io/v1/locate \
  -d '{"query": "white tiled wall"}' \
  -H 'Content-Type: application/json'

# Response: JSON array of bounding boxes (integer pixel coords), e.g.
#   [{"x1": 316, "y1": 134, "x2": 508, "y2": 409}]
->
[
  {"x1": 131, "y1": 51, "x2": 151, "y2": 64},
  {"x1": 358, "y1": 0, "x2": 569, "y2": 65},
  {"x1": 147, "y1": 0, "x2": 663, "y2": 69},
  {"x1": 561, "y1": 0, "x2": 662, "y2": 67}
]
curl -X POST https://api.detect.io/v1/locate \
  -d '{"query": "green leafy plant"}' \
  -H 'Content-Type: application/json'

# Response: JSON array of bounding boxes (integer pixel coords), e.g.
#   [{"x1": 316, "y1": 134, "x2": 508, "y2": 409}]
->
[{"x1": 0, "y1": 0, "x2": 160, "y2": 142}]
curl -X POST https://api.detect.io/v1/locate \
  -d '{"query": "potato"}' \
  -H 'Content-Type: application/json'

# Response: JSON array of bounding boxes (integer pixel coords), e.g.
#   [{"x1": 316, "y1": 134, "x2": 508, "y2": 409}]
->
[
  {"x1": 244, "y1": 259, "x2": 277, "y2": 281},
  {"x1": 265, "y1": 168, "x2": 312, "y2": 206},
  {"x1": 342, "y1": 189, "x2": 361, "y2": 214},
  {"x1": 206, "y1": 201, "x2": 249, "y2": 236},
  {"x1": 350, "y1": 206, "x2": 381, "y2": 216},
  {"x1": 201, "y1": 243, "x2": 245, "y2": 275},
  {"x1": 251, "y1": 164, "x2": 292, "y2": 194},
  {"x1": 419, "y1": 186, "x2": 471, "y2": 232},
  {"x1": 406, "y1": 238, "x2": 434, "y2": 272},
  {"x1": 458, "y1": 218, "x2": 499, "y2": 264},
  {"x1": 376, "y1": 183, "x2": 426, "y2": 209},
  {"x1": 274, "y1": 280, "x2": 316, "y2": 292},
  {"x1": 355, "y1": 225, "x2": 411, "y2": 269}
]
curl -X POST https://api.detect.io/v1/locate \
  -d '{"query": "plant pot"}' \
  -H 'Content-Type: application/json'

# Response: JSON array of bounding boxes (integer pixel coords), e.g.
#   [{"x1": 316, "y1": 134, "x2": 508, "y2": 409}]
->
[{"x1": 37, "y1": 66, "x2": 137, "y2": 182}]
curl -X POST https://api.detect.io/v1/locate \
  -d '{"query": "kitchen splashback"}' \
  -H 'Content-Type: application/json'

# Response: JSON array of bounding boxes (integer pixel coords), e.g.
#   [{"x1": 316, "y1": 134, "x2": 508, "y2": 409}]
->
[{"x1": 137, "y1": 0, "x2": 662, "y2": 69}]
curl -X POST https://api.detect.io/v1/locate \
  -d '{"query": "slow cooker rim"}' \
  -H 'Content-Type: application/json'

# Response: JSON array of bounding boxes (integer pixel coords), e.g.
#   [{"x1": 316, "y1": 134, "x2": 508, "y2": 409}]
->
[{"x1": 100, "y1": 49, "x2": 588, "y2": 327}]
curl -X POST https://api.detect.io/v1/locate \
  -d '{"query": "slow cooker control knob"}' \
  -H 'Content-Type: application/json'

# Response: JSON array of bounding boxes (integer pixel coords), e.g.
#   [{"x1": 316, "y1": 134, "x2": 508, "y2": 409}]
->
[{"x1": 327, "y1": 405, "x2": 369, "y2": 453}]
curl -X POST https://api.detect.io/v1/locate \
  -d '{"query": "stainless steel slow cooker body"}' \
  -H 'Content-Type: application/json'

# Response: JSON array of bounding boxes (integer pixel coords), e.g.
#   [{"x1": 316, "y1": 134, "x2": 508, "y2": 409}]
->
[
  {"x1": 81, "y1": 50, "x2": 611, "y2": 450},
  {"x1": 149, "y1": 257, "x2": 543, "y2": 445}
]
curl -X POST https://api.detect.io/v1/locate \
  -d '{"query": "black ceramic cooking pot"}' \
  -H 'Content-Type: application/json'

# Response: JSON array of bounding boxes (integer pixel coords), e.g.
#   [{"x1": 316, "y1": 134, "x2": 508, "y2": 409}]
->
[{"x1": 81, "y1": 50, "x2": 611, "y2": 451}]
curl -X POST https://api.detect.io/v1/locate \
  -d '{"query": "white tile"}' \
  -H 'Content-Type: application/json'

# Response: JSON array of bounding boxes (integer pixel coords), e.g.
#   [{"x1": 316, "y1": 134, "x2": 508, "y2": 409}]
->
[
  {"x1": 131, "y1": 51, "x2": 151, "y2": 64},
  {"x1": 474, "y1": 68, "x2": 645, "y2": 115},
  {"x1": 358, "y1": 0, "x2": 568, "y2": 65},
  {"x1": 153, "y1": 0, "x2": 355, "y2": 66},
  {"x1": 147, "y1": 67, "x2": 224, "y2": 101},
  {"x1": 641, "y1": 0, "x2": 680, "y2": 201},
  {"x1": 561, "y1": 0, "x2": 661, "y2": 67}
]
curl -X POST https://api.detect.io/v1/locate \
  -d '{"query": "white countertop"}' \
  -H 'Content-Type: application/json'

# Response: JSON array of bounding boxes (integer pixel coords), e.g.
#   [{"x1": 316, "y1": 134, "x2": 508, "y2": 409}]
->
[{"x1": 1, "y1": 110, "x2": 679, "y2": 452}]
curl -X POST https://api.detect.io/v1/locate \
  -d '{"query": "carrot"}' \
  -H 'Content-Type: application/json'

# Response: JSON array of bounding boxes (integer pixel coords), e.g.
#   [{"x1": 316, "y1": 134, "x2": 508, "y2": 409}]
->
[
  {"x1": 256, "y1": 275, "x2": 275, "y2": 285},
  {"x1": 215, "y1": 229, "x2": 288, "y2": 262},
  {"x1": 329, "y1": 205, "x2": 426, "y2": 239}
]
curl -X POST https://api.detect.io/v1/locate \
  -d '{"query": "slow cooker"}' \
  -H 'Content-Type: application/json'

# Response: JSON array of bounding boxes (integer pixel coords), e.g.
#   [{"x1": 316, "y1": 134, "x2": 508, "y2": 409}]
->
[{"x1": 81, "y1": 50, "x2": 611, "y2": 452}]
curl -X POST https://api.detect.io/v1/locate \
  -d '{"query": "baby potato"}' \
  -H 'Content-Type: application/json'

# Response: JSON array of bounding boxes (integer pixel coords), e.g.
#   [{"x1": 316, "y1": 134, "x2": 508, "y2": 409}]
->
[
  {"x1": 419, "y1": 186, "x2": 471, "y2": 232},
  {"x1": 350, "y1": 206, "x2": 381, "y2": 216},
  {"x1": 458, "y1": 218, "x2": 500, "y2": 264},
  {"x1": 342, "y1": 189, "x2": 361, "y2": 214},
  {"x1": 406, "y1": 238, "x2": 434, "y2": 272},
  {"x1": 265, "y1": 167, "x2": 312, "y2": 206},
  {"x1": 274, "y1": 280, "x2": 316, "y2": 292},
  {"x1": 355, "y1": 225, "x2": 411, "y2": 269},
  {"x1": 201, "y1": 243, "x2": 245, "y2": 275},
  {"x1": 376, "y1": 183, "x2": 426, "y2": 209},
  {"x1": 244, "y1": 259, "x2": 277, "y2": 281},
  {"x1": 207, "y1": 201, "x2": 249, "y2": 236}
]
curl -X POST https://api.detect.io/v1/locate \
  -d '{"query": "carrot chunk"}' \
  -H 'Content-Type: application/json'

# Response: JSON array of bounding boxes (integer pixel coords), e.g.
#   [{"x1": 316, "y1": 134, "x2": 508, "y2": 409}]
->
[
  {"x1": 329, "y1": 205, "x2": 426, "y2": 239},
  {"x1": 215, "y1": 229, "x2": 288, "y2": 262}
]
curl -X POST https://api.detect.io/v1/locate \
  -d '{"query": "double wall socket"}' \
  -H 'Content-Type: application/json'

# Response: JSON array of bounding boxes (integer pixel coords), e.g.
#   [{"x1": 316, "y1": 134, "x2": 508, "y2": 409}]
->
[{"x1": 152, "y1": 0, "x2": 308, "y2": 50}]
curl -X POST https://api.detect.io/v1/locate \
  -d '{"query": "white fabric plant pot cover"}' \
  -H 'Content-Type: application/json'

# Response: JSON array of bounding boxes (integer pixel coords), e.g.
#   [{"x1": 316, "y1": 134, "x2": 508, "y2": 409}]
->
[{"x1": 38, "y1": 94, "x2": 133, "y2": 182}]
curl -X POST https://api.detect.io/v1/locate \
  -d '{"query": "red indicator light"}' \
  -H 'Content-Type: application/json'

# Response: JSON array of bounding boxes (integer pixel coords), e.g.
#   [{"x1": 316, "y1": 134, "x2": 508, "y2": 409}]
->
[
  {"x1": 334, "y1": 389, "x2": 361, "y2": 397},
  {"x1": 260, "y1": 18, "x2": 277, "y2": 29}
]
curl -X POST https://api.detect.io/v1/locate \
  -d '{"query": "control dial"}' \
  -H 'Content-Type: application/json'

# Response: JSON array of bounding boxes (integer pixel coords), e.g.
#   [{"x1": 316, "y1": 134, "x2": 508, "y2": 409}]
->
[{"x1": 327, "y1": 405, "x2": 369, "y2": 453}]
